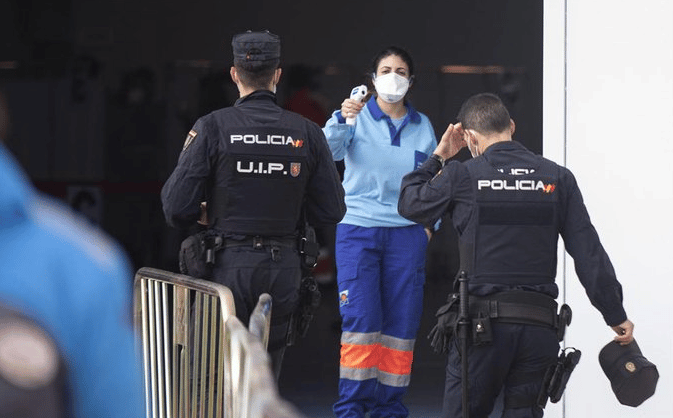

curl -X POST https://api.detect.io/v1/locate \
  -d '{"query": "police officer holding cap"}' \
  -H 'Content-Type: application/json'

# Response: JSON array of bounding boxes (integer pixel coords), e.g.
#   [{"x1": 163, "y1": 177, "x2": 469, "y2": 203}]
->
[
  {"x1": 161, "y1": 30, "x2": 346, "y2": 379},
  {"x1": 398, "y1": 93, "x2": 634, "y2": 417}
]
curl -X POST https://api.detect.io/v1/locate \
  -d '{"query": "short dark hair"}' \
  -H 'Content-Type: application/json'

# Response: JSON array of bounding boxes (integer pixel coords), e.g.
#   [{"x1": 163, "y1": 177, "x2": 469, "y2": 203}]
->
[
  {"x1": 234, "y1": 60, "x2": 279, "y2": 91},
  {"x1": 457, "y1": 93, "x2": 511, "y2": 134}
]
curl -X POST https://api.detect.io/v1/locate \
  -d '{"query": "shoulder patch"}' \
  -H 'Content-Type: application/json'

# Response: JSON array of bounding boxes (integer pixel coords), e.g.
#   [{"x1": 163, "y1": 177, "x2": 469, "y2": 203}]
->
[
  {"x1": 290, "y1": 162, "x2": 301, "y2": 177},
  {"x1": 183, "y1": 130, "x2": 197, "y2": 151}
]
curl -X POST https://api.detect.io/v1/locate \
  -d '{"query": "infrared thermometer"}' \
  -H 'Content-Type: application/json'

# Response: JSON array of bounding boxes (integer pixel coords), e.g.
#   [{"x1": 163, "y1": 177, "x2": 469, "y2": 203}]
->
[{"x1": 346, "y1": 85, "x2": 368, "y2": 125}]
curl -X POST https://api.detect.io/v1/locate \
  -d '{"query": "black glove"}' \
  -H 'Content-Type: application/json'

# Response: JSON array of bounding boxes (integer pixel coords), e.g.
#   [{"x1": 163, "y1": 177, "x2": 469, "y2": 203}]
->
[{"x1": 428, "y1": 293, "x2": 460, "y2": 354}]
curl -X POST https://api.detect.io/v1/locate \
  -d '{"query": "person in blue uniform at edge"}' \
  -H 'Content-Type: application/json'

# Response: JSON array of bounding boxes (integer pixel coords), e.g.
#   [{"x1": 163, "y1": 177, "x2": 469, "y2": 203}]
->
[
  {"x1": 323, "y1": 46, "x2": 437, "y2": 418},
  {"x1": 0, "y1": 302, "x2": 69, "y2": 418},
  {"x1": 397, "y1": 92, "x2": 635, "y2": 418},
  {"x1": 0, "y1": 91, "x2": 144, "y2": 417},
  {"x1": 161, "y1": 30, "x2": 346, "y2": 380}
]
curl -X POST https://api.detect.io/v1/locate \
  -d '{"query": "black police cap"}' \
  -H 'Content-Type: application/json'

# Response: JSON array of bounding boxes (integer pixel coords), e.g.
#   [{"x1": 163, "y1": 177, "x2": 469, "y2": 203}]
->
[
  {"x1": 232, "y1": 30, "x2": 280, "y2": 63},
  {"x1": 599, "y1": 339, "x2": 658, "y2": 407}
]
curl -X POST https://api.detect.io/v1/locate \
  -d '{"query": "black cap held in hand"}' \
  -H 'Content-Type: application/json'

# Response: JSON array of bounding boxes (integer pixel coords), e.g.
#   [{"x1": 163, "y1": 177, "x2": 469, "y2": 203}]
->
[
  {"x1": 232, "y1": 30, "x2": 280, "y2": 63},
  {"x1": 599, "y1": 339, "x2": 659, "y2": 407}
]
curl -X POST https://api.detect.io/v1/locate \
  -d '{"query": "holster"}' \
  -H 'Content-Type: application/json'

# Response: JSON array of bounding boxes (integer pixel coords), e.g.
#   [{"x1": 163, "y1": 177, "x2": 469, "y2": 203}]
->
[
  {"x1": 298, "y1": 223, "x2": 319, "y2": 269},
  {"x1": 178, "y1": 230, "x2": 223, "y2": 279},
  {"x1": 286, "y1": 275, "x2": 321, "y2": 346},
  {"x1": 537, "y1": 347, "x2": 582, "y2": 408},
  {"x1": 286, "y1": 221, "x2": 321, "y2": 346}
]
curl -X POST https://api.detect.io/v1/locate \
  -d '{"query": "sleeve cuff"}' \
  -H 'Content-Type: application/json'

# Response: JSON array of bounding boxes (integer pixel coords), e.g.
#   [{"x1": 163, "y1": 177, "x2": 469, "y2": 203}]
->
[
  {"x1": 604, "y1": 307, "x2": 628, "y2": 327},
  {"x1": 429, "y1": 153, "x2": 445, "y2": 167}
]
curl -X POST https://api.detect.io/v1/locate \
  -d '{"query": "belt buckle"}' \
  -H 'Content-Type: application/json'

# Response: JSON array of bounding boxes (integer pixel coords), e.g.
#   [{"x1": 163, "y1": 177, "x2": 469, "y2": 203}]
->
[{"x1": 252, "y1": 236, "x2": 264, "y2": 249}]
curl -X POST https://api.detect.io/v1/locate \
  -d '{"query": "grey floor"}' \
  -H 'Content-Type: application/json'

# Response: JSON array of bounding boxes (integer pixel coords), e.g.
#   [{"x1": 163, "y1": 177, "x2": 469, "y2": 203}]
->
[{"x1": 278, "y1": 273, "x2": 451, "y2": 418}]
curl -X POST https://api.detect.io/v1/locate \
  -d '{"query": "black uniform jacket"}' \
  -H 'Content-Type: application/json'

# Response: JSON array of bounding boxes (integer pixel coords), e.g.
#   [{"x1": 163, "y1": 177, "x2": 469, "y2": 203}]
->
[
  {"x1": 161, "y1": 90, "x2": 345, "y2": 236},
  {"x1": 398, "y1": 140, "x2": 627, "y2": 326}
]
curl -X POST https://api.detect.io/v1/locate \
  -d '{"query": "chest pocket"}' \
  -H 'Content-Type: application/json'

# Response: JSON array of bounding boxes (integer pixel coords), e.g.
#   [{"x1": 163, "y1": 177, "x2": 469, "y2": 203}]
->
[{"x1": 414, "y1": 150, "x2": 429, "y2": 169}]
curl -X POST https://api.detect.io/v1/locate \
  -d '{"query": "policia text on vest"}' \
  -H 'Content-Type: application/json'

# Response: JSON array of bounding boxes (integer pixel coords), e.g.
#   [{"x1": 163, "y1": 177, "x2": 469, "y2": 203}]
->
[{"x1": 397, "y1": 93, "x2": 634, "y2": 417}]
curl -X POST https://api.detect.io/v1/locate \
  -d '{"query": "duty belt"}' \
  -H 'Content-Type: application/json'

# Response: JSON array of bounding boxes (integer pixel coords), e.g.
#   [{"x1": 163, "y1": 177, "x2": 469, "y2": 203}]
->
[
  {"x1": 469, "y1": 291, "x2": 559, "y2": 329},
  {"x1": 223, "y1": 235, "x2": 297, "y2": 250}
]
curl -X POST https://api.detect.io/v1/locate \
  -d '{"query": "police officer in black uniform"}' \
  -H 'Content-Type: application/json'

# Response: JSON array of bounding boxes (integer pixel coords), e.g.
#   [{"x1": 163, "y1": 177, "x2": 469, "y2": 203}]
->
[
  {"x1": 397, "y1": 93, "x2": 635, "y2": 418},
  {"x1": 161, "y1": 30, "x2": 346, "y2": 379}
]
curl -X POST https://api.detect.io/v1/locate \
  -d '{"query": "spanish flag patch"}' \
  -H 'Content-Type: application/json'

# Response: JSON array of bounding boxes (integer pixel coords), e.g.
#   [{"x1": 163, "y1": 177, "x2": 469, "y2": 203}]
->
[{"x1": 182, "y1": 130, "x2": 197, "y2": 151}]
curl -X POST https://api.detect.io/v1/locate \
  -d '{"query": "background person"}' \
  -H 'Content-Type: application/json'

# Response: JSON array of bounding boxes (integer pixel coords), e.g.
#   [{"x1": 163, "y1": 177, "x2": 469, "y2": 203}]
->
[
  {"x1": 322, "y1": 46, "x2": 437, "y2": 418},
  {"x1": 161, "y1": 30, "x2": 346, "y2": 379},
  {"x1": 0, "y1": 90, "x2": 145, "y2": 418},
  {"x1": 398, "y1": 92, "x2": 634, "y2": 418}
]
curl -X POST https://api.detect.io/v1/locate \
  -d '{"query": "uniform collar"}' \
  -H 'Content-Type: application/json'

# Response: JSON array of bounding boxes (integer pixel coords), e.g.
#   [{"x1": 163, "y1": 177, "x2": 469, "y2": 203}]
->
[
  {"x1": 366, "y1": 96, "x2": 421, "y2": 123},
  {"x1": 234, "y1": 90, "x2": 277, "y2": 106},
  {"x1": 482, "y1": 140, "x2": 523, "y2": 155}
]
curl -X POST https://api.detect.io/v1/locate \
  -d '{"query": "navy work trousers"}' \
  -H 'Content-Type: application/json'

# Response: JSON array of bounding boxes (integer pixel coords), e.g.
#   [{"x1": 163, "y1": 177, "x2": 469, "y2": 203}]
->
[
  {"x1": 442, "y1": 323, "x2": 559, "y2": 418},
  {"x1": 333, "y1": 223, "x2": 428, "y2": 418}
]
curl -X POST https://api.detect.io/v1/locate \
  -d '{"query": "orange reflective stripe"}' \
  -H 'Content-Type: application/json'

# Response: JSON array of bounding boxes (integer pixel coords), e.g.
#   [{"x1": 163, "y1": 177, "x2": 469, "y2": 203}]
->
[
  {"x1": 378, "y1": 346, "x2": 413, "y2": 376},
  {"x1": 340, "y1": 343, "x2": 414, "y2": 376},
  {"x1": 340, "y1": 343, "x2": 380, "y2": 369}
]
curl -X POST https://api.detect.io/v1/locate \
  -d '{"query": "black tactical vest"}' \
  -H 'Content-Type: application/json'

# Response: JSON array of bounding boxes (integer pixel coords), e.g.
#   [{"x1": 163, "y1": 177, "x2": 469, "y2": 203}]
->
[
  {"x1": 461, "y1": 155, "x2": 561, "y2": 287},
  {"x1": 210, "y1": 111, "x2": 310, "y2": 236}
]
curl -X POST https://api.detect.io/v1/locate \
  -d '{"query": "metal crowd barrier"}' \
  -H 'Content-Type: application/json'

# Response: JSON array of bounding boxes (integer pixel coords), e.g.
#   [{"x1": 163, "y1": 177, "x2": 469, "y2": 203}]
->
[
  {"x1": 134, "y1": 267, "x2": 236, "y2": 418},
  {"x1": 133, "y1": 267, "x2": 306, "y2": 418}
]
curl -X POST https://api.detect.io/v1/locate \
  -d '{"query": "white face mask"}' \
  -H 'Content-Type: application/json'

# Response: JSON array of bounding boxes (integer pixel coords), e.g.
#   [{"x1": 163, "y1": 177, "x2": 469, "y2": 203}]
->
[{"x1": 373, "y1": 73, "x2": 410, "y2": 103}]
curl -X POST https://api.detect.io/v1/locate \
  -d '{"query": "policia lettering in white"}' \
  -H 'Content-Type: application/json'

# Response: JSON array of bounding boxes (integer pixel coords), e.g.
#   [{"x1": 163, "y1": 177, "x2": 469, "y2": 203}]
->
[
  {"x1": 478, "y1": 179, "x2": 549, "y2": 191},
  {"x1": 230, "y1": 134, "x2": 300, "y2": 146}
]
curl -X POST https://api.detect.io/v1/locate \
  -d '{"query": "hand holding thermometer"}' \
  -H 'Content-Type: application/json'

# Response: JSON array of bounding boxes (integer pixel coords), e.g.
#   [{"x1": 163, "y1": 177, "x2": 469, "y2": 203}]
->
[{"x1": 346, "y1": 85, "x2": 368, "y2": 125}]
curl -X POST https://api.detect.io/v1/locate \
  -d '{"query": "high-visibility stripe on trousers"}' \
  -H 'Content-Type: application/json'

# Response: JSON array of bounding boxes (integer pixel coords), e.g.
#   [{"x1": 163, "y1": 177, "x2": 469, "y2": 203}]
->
[
  {"x1": 333, "y1": 224, "x2": 427, "y2": 418},
  {"x1": 340, "y1": 332, "x2": 415, "y2": 385}
]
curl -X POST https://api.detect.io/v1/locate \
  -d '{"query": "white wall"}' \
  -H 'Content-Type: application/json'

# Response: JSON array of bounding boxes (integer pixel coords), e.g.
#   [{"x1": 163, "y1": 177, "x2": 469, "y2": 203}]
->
[{"x1": 543, "y1": 1, "x2": 673, "y2": 417}]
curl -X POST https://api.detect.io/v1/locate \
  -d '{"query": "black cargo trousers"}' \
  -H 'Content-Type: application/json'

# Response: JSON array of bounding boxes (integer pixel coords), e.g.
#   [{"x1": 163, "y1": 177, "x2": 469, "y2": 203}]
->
[{"x1": 211, "y1": 239, "x2": 302, "y2": 379}]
